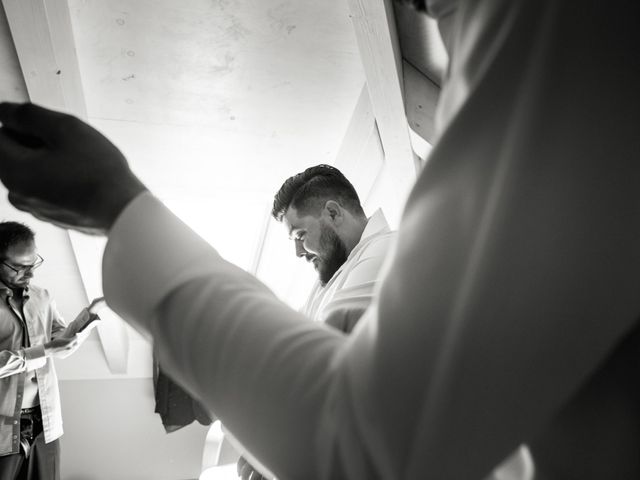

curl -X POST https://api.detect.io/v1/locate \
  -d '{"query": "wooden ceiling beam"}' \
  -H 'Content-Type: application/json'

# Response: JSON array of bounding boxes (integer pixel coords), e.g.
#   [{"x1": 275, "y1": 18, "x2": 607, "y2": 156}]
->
[
  {"x1": 346, "y1": 0, "x2": 419, "y2": 220},
  {"x1": 2, "y1": 0, "x2": 86, "y2": 117}
]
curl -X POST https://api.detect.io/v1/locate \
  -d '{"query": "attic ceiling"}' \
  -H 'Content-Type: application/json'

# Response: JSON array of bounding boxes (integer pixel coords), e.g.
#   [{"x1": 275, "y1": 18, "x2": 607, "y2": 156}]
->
[
  {"x1": 69, "y1": 0, "x2": 364, "y2": 196},
  {"x1": 70, "y1": 0, "x2": 365, "y2": 269},
  {"x1": 1, "y1": 0, "x2": 365, "y2": 296}
]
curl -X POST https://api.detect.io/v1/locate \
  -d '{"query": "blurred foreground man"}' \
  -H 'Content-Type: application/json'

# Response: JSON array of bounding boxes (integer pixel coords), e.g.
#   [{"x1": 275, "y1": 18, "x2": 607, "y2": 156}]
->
[{"x1": 0, "y1": 0, "x2": 639, "y2": 478}]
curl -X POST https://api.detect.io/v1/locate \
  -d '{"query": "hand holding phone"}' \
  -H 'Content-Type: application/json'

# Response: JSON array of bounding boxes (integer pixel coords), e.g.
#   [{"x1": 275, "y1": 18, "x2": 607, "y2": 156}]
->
[
  {"x1": 60, "y1": 297, "x2": 106, "y2": 338},
  {"x1": 78, "y1": 297, "x2": 106, "y2": 332}
]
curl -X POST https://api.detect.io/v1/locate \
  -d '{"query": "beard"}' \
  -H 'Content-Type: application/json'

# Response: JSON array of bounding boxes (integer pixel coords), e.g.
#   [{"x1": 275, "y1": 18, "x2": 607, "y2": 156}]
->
[
  {"x1": 0, "y1": 275, "x2": 30, "y2": 289},
  {"x1": 316, "y1": 223, "x2": 349, "y2": 286}
]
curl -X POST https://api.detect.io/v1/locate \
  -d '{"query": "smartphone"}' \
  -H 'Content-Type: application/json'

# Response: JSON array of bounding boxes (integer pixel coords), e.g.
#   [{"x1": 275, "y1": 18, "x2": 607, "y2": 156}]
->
[{"x1": 77, "y1": 297, "x2": 106, "y2": 332}]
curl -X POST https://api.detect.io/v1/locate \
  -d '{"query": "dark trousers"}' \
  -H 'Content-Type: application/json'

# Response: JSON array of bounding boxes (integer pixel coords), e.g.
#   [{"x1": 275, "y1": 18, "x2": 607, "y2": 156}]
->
[{"x1": 0, "y1": 407, "x2": 60, "y2": 480}]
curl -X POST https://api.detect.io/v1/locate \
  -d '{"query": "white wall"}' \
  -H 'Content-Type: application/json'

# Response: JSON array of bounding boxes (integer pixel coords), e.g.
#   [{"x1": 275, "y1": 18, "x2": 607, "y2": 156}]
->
[{"x1": 59, "y1": 378, "x2": 209, "y2": 480}]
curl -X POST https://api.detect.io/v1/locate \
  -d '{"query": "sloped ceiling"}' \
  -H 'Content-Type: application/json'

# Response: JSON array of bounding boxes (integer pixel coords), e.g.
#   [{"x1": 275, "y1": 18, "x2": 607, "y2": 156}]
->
[{"x1": 67, "y1": 0, "x2": 365, "y2": 273}]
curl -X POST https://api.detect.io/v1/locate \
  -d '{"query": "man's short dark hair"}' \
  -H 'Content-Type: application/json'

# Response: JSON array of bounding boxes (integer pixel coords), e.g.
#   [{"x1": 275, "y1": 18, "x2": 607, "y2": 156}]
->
[
  {"x1": 0, "y1": 222, "x2": 35, "y2": 257},
  {"x1": 272, "y1": 164, "x2": 365, "y2": 221}
]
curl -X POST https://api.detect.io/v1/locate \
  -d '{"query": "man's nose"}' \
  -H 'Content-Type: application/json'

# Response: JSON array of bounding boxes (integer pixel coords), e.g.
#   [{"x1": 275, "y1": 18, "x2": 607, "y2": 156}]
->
[{"x1": 295, "y1": 239, "x2": 308, "y2": 258}]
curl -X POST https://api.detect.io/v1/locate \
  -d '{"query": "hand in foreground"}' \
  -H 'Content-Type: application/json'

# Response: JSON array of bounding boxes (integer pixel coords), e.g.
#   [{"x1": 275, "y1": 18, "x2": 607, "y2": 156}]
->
[
  {"x1": 237, "y1": 456, "x2": 268, "y2": 480},
  {"x1": 44, "y1": 336, "x2": 79, "y2": 360},
  {"x1": 0, "y1": 103, "x2": 147, "y2": 235}
]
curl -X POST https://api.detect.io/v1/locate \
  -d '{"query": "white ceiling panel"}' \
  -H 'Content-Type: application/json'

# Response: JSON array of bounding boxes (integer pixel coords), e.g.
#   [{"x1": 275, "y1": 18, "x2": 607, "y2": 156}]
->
[
  {"x1": 61, "y1": 0, "x2": 365, "y2": 302},
  {"x1": 68, "y1": 0, "x2": 365, "y2": 187}
]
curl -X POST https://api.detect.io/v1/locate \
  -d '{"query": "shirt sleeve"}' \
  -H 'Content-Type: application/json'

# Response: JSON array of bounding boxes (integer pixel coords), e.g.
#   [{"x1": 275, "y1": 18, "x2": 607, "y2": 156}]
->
[
  {"x1": 0, "y1": 345, "x2": 46, "y2": 379},
  {"x1": 103, "y1": 193, "x2": 348, "y2": 479}
]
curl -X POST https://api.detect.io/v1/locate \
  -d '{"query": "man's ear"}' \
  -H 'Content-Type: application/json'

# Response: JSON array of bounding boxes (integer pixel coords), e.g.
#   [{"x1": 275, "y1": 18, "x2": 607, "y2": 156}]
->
[{"x1": 323, "y1": 200, "x2": 343, "y2": 225}]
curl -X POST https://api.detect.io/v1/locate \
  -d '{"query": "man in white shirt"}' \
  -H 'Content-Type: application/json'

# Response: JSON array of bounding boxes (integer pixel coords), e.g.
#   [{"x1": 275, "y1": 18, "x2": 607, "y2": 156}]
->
[
  {"x1": 237, "y1": 165, "x2": 396, "y2": 479},
  {"x1": 273, "y1": 164, "x2": 394, "y2": 329},
  {"x1": 0, "y1": 222, "x2": 98, "y2": 480},
  {"x1": 0, "y1": 0, "x2": 638, "y2": 478}
]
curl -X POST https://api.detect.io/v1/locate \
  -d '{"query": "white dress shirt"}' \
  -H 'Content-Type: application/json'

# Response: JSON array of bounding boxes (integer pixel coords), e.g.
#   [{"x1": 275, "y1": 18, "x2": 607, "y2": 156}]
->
[{"x1": 302, "y1": 209, "x2": 394, "y2": 328}]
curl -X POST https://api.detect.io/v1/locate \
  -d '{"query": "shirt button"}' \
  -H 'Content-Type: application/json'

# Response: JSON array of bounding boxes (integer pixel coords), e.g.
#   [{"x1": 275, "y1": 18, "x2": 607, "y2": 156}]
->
[
  {"x1": 13, "y1": 420, "x2": 17, "y2": 424},
  {"x1": 13, "y1": 435, "x2": 17, "y2": 439}
]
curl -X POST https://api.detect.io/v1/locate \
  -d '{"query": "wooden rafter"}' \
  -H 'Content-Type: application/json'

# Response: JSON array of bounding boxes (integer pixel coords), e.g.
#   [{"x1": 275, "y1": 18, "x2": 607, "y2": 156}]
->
[
  {"x1": 2, "y1": 0, "x2": 86, "y2": 117},
  {"x1": 345, "y1": 0, "x2": 419, "y2": 225},
  {"x1": 346, "y1": 0, "x2": 418, "y2": 171}
]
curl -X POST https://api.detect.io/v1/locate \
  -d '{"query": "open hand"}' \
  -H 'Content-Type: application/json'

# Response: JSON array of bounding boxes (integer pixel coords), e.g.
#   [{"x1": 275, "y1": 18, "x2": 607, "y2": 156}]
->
[{"x1": 0, "y1": 103, "x2": 147, "y2": 234}]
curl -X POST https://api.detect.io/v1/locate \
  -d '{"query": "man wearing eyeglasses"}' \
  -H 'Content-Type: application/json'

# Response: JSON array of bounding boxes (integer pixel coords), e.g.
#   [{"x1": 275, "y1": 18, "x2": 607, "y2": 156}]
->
[{"x1": 0, "y1": 222, "x2": 96, "y2": 480}]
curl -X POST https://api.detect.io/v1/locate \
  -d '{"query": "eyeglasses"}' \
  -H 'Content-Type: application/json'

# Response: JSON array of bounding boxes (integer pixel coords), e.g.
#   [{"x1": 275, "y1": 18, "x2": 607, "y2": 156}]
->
[{"x1": 2, "y1": 254, "x2": 44, "y2": 275}]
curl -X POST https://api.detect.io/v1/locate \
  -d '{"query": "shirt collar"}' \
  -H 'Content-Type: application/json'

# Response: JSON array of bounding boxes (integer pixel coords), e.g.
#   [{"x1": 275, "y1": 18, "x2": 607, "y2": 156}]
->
[
  {"x1": 342, "y1": 209, "x2": 391, "y2": 265},
  {"x1": 314, "y1": 209, "x2": 391, "y2": 290},
  {"x1": 0, "y1": 280, "x2": 29, "y2": 300},
  {"x1": 359, "y1": 209, "x2": 390, "y2": 243}
]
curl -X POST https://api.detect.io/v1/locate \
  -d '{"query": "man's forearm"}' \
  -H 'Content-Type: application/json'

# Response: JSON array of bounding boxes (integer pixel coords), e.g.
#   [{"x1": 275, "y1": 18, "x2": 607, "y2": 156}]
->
[
  {"x1": 103, "y1": 193, "x2": 348, "y2": 479},
  {"x1": 0, "y1": 346, "x2": 47, "y2": 379}
]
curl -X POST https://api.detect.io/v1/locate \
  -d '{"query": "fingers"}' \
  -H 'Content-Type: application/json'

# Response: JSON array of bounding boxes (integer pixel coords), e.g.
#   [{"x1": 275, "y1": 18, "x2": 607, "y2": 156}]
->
[
  {"x1": 7, "y1": 192, "x2": 109, "y2": 235},
  {"x1": 0, "y1": 129, "x2": 34, "y2": 165},
  {"x1": 7, "y1": 193, "x2": 64, "y2": 222},
  {"x1": 237, "y1": 457, "x2": 266, "y2": 480},
  {"x1": 238, "y1": 457, "x2": 254, "y2": 480},
  {"x1": 89, "y1": 297, "x2": 106, "y2": 312},
  {"x1": 1, "y1": 126, "x2": 46, "y2": 148},
  {"x1": 0, "y1": 130, "x2": 40, "y2": 195},
  {"x1": 57, "y1": 336, "x2": 80, "y2": 359},
  {"x1": 0, "y1": 102, "x2": 72, "y2": 144},
  {"x1": 237, "y1": 456, "x2": 247, "y2": 476}
]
